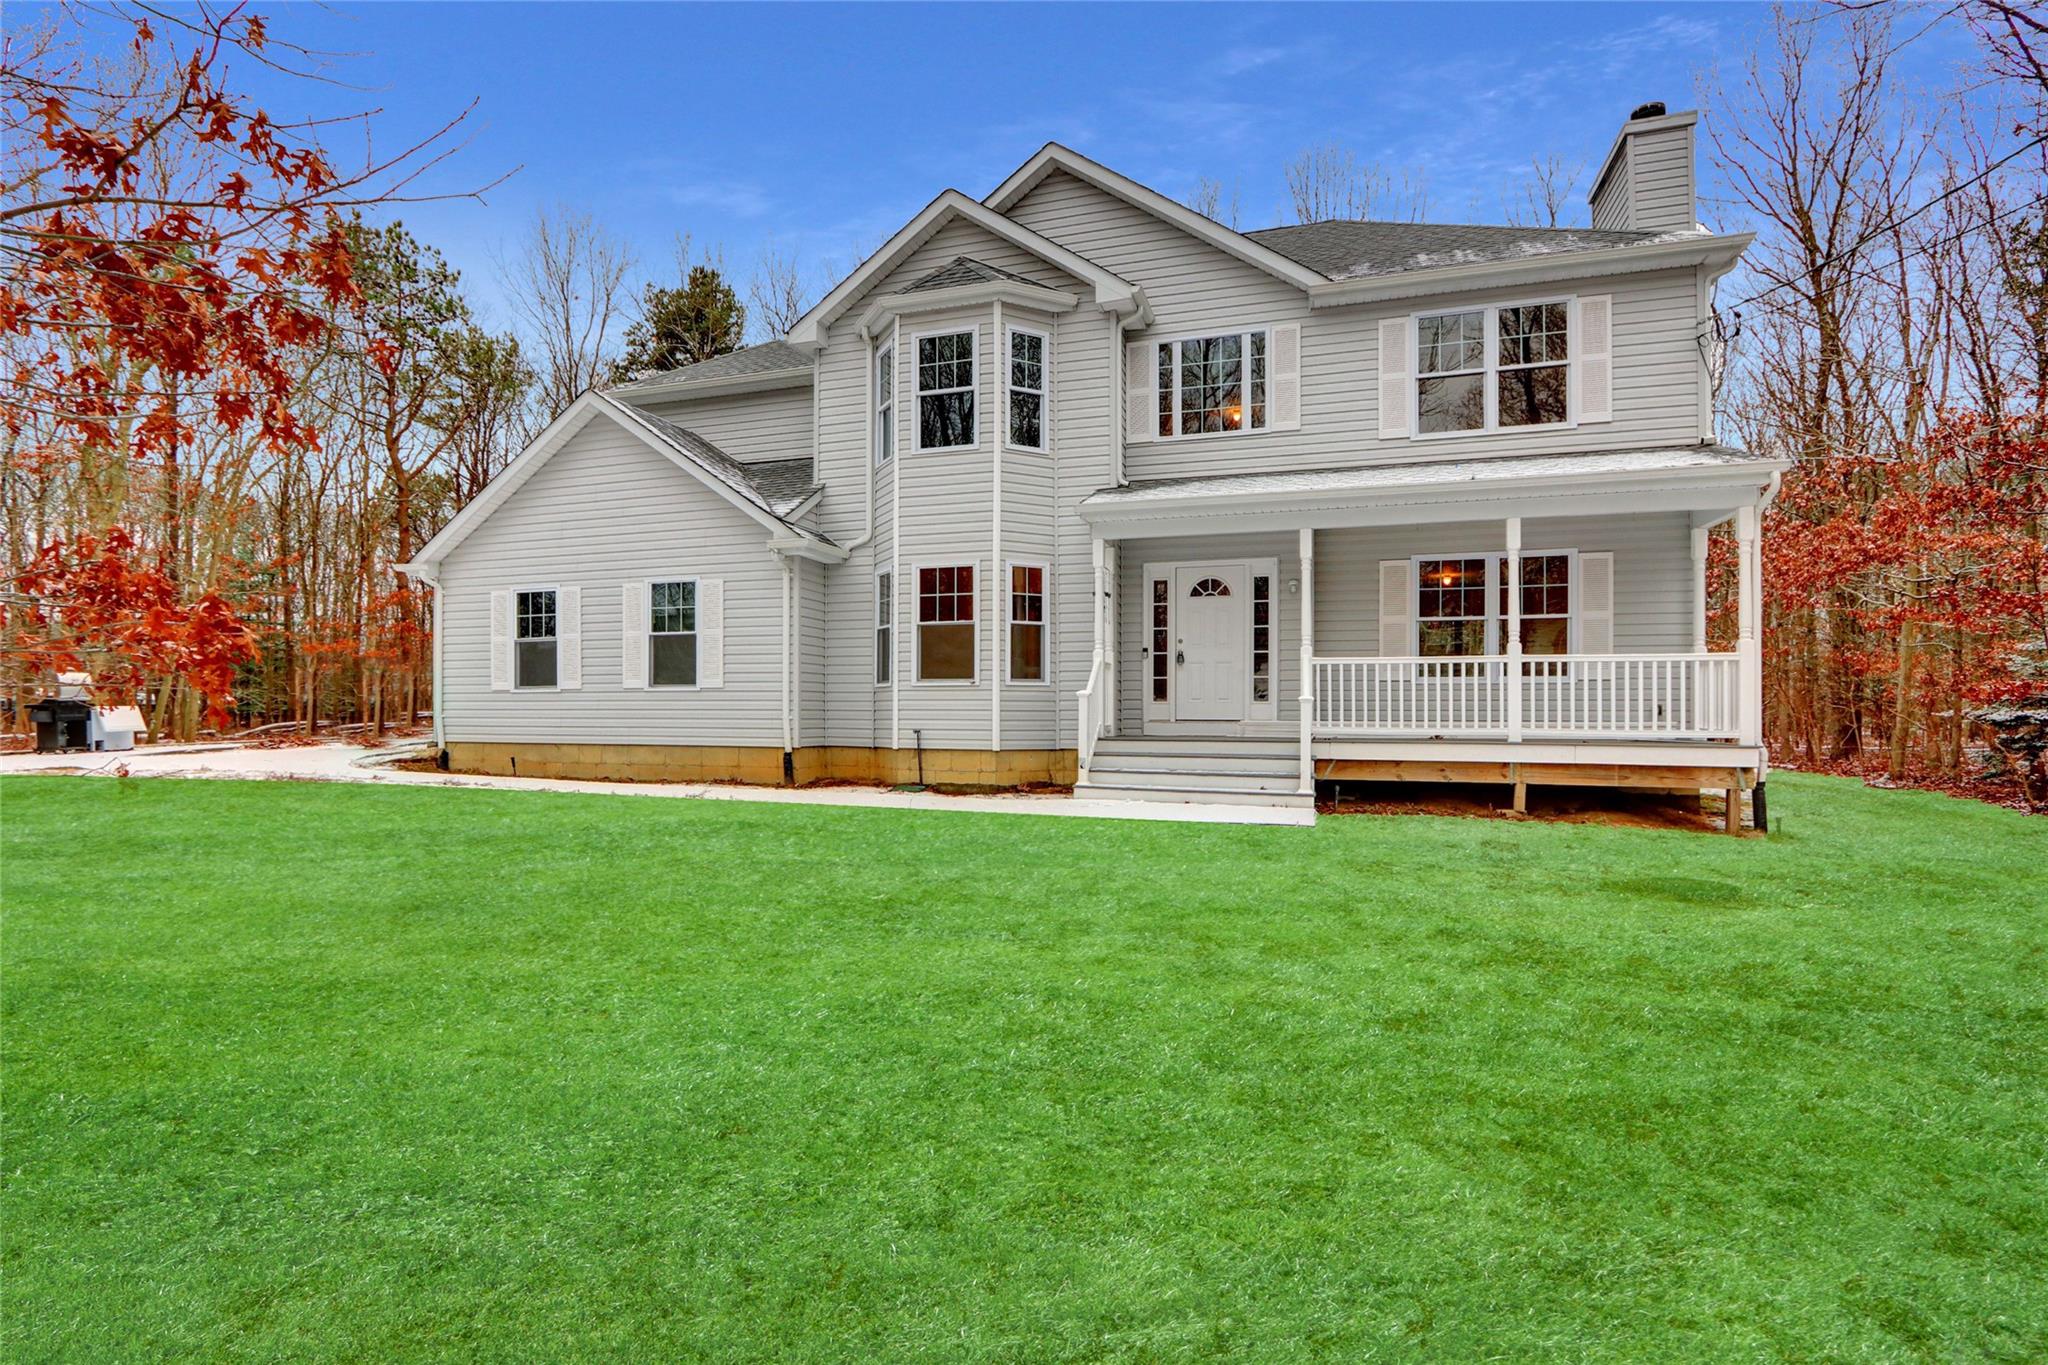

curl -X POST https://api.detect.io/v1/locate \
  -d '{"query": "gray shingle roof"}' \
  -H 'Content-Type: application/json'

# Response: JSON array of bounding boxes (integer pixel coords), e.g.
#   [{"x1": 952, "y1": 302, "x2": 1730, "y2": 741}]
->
[
  {"x1": 897, "y1": 256, "x2": 1048, "y2": 294},
  {"x1": 627, "y1": 408, "x2": 817, "y2": 519},
  {"x1": 1245, "y1": 220, "x2": 1692, "y2": 282},
  {"x1": 610, "y1": 339, "x2": 814, "y2": 393}
]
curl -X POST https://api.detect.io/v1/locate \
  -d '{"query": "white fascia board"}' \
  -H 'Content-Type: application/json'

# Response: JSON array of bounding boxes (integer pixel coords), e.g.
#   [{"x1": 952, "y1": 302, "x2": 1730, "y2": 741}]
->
[
  {"x1": 1080, "y1": 461, "x2": 1792, "y2": 540},
  {"x1": 788, "y1": 189, "x2": 1143, "y2": 347},
  {"x1": 1306, "y1": 232, "x2": 1753, "y2": 308},
  {"x1": 857, "y1": 280, "x2": 1078, "y2": 335},
  {"x1": 984, "y1": 143, "x2": 1327, "y2": 292},
  {"x1": 609, "y1": 366, "x2": 813, "y2": 405},
  {"x1": 1592, "y1": 109, "x2": 1699, "y2": 203}
]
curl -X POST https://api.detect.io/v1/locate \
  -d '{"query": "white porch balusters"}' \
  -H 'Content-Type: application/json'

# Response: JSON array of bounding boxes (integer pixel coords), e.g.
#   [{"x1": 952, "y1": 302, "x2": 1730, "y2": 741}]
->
[
  {"x1": 1298, "y1": 526, "x2": 1316, "y2": 795},
  {"x1": 1076, "y1": 534, "x2": 1109, "y2": 777},
  {"x1": 1736, "y1": 504, "x2": 1762, "y2": 747},
  {"x1": 1505, "y1": 517, "x2": 1523, "y2": 744}
]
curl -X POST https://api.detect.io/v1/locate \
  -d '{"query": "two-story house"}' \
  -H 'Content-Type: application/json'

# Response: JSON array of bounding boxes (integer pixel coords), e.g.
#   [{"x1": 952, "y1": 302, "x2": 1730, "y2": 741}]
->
[{"x1": 403, "y1": 105, "x2": 1786, "y2": 823}]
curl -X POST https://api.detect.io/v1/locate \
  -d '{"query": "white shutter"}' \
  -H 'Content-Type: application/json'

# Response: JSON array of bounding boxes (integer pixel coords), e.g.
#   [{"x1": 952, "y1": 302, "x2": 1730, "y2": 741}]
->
[
  {"x1": 1377, "y1": 316, "x2": 1411, "y2": 439},
  {"x1": 1578, "y1": 295, "x2": 1613, "y2": 423},
  {"x1": 1378, "y1": 560, "x2": 1412, "y2": 656},
  {"x1": 698, "y1": 578, "x2": 725, "y2": 688},
  {"x1": 1268, "y1": 323, "x2": 1301, "y2": 430},
  {"x1": 489, "y1": 589, "x2": 512, "y2": 691},
  {"x1": 556, "y1": 586, "x2": 582, "y2": 689},
  {"x1": 620, "y1": 581, "x2": 647, "y2": 689},
  {"x1": 1579, "y1": 553, "x2": 1614, "y2": 653},
  {"x1": 1124, "y1": 340, "x2": 1154, "y2": 443}
]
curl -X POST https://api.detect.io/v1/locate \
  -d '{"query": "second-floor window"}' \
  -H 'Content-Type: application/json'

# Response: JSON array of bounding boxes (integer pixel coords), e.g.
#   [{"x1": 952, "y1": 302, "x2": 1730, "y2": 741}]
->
[
  {"x1": 1007, "y1": 327, "x2": 1046, "y2": 450},
  {"x1": 1416, "y1": 301, "x2": 1570, "y2": 435},
  {"x1": 1157, "y1": 330, "x2": 1269, "y2": 438},
  {"x1": 916, "y1": 330, "x2": 976, "y2": 450},
  {"x1": 874, "y1": 343, "x2": 894, "y2": 464}
]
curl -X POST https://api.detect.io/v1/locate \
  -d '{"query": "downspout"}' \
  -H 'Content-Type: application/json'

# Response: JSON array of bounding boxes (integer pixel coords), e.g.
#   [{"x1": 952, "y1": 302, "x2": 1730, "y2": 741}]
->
[
  {"x1": 777, "y1": 550, "x2": 795, "y2": 775},
  {"x1": 992, "y1": 298, "x2": 1004, "y2": 753},
  {"x1": 891, "y1": 315, "x2": 902, "y2": 751},
  {"x1": 407, "y1": 564, "x2": 446, "y2": 754}
]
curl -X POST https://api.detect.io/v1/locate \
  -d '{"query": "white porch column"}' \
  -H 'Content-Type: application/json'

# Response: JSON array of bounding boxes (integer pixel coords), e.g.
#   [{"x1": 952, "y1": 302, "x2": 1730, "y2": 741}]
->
[
  {"x1": 1691, "y1": 525, "x2": 1710, "y2": 653},
  {"x1": 1103, "y1": 541, "x2": 1119, "y2": 738},
  {"x1": 1505, "y1": 516, "x2": 1523, "y2": 743},
  {"x1": 1736, "y1": 504, "x2": 1761, "y2": 746},
  {"x1": 1298, "y1": 526, "x2": 1315, "y2": 795}
]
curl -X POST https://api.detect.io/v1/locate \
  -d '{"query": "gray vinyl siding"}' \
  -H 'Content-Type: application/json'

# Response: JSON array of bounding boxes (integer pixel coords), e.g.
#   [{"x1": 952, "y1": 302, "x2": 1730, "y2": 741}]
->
[
  {"x1": 437, "y1": 413, "x2": 785, "y2": 746},
  {"x1": 1005, "y1": 169, "x2": 1707, "y2": 483},
  {"x1": 1623, "y1": 124, "x2": 1697, "y2": 234},
  {"x1": 1115, "y1": 532, "x2": 1304, "y2": 732},
  {"x1": 808, "y1": 320, "x2": 884, "y2": 748},
  {"x1": 1591, "y1": 150, "x2": 1632, "y2": 230},
  {"x1": 798, "y1": 557, "x2": 827, "y2": 746},
  {"x1": 1313, "y1": 512, "x2": 1696, "y2": 656},
  {"x1": 636, "y1": 384, "x2": 812, "y2": 463}
]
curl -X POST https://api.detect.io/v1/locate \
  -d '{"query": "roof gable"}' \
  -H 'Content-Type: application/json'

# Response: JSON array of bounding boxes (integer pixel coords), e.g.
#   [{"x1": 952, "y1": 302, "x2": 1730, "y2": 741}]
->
[
  {"x1": 786, "y1": 189, "x2": 1143, "y2": 347},
  {"x1": 403, "y1": 393, "x2": 821, "y2": 574},
  {"x1": 984, "y1": 143, "x2": 1327, "y2": 292}
]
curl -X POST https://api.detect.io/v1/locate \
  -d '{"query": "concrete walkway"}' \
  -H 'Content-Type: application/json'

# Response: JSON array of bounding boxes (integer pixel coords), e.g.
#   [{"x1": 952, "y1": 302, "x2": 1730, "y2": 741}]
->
[{"x1": 0, "y1": 741, "x2": 1317, "y2": 826}]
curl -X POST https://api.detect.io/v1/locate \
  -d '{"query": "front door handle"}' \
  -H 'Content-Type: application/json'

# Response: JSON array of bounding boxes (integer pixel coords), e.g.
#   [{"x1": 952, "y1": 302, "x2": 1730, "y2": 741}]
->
[{"x1": 1175, "y1": 651, "x2": 1185, "y2": 665}]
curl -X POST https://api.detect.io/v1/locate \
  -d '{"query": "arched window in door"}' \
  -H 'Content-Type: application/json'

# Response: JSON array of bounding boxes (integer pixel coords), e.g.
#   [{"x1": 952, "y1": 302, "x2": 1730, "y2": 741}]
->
[{"x1": 1188, "y1": 577, "x2": 1232, "y2": 598}]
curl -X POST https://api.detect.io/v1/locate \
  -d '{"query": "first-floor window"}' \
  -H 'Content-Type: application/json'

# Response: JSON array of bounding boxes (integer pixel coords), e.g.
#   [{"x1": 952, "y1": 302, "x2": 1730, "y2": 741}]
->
[
  {"x1": 515, "y1": 589, "x2": 557, "y2": 688},
  {"x1": 1007, "y1": 563, "x2": 1045, "y2": 682},
  {"x1": 917, "y1": 564, "x2": 975, "y2": 681},
  {"x1": 649, "y1": 579, "x2": 697, "y2": 686},
  {"x1": 875, "y1": 571, "x2": 893, "y2": 685},
  {"x1": 1414, "y1": 553, "x2": 1574, "y2": 655}
]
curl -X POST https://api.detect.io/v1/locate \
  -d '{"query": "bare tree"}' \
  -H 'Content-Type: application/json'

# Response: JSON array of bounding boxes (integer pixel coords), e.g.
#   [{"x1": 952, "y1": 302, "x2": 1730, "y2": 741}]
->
[
  {"x1": 1505, "y1": 155, "x2": 1586, "y2": 228},
  {"x1": 747, "y1": 246, "x2": 812, "y2": 340},
  {"x1": 498, "y1": 205, "x2": 634, "y2": 417},
  {"x1": 1184, "y1": 177, "x2": 1242, "y2": 229},
  {"x1": 1283, "y1": 144, "x2": 1429, "y2": 223}
]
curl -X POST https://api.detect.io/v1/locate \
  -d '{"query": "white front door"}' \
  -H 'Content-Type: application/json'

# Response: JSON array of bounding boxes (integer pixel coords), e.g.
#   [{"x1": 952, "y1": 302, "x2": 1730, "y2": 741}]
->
[{"x1": 1173, "y1": 563, "x2": 1248, "y2": 721}]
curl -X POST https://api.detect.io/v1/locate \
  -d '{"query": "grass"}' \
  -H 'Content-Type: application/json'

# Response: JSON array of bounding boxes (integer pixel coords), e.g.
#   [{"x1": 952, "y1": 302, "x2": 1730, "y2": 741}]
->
[{"x1": 3, "y1": 773, "x2": 2044, "y2": 1361}]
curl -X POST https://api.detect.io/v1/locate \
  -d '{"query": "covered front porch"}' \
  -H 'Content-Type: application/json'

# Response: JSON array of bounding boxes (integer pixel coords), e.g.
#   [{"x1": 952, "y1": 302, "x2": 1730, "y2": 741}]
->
[{"x1": 1074, "y1": 446, "x2": 1789, "y2": 817}]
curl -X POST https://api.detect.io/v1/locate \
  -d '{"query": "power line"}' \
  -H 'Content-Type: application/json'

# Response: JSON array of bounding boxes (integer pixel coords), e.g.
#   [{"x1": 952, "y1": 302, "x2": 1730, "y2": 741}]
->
[{"x1": 1723, "y1": 130, "x2": 2047, "y2": 313}]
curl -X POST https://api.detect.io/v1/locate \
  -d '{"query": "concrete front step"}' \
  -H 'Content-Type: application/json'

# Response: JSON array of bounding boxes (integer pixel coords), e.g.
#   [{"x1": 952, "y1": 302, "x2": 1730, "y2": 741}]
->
[
  {"x1": 1092, "y1": 737, "x2": 1298, "y2": 760},
  {"x1": 1083, "y1": 766, "x2": 1303, "y2": 795},
  {"x1": 1073, "y1": 780, "x2": 1317, "y2": 809},
  {"x1": 1086, "y1": 752, "x2": 1300, "y2": 777}
]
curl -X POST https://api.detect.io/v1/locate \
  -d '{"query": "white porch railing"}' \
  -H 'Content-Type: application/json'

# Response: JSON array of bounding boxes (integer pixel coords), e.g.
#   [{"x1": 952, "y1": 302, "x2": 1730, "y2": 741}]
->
[
  {"x1": 1312, "y1": 654, "x2": 1741, "y2": 741},
  {"x1": 1076, "y1": 655, "x2": 1106, "y2": 774}
]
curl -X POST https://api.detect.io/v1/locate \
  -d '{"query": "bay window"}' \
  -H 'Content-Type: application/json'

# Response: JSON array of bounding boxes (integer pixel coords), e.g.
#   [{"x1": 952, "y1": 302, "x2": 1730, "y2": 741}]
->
[
  {"x1": 916, "y1": 330, "x2": 976, "y2": 450},
  {"x1": 1007, "y1": 328, "x2": 1046, "y2": 450},
  {"x1": 875, "y1": 571, "x2": 892, "y2": 685},
  {"x1": 1156, "y1": 329, "x2": 1269, "y2": 438},
  {"x1": 1007, "y1": 563, "x2": 1045, "y2": 682},
  {"x1": 1416, "y1": 300, "x2": 1571, "y2": 435},
  {"x1": 916, "y1": 564, "x2": 975, "y2": 682},
  {"x1": 874, "y1": 343, "x2": 894, "y2": 464}
]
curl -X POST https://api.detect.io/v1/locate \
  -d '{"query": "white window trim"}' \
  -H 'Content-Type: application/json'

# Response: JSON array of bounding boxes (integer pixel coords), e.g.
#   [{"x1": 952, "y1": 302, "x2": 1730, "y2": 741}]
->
[
  {"x1": 1003, "y1": 559, "x2": 1051, "y2": 686},
  {"x1": 912, "y1": 326, "x2": 979, "y2": 453},
  {"x1": 1409, "y1": 294, "x2": 1578, "y2": 441},
  {"x1": 645, "y1": 575, "x2": 701, "y2": 690},
  {"x1": 1153, "y1": 326, "x2": 1272, "y2": 443},
  {"x1": 1005, "y1": 325, "x2": 1049, "y2": 454},
  {"x1": 874, "y1": 570, "x2": 893, "y2": 688},
  {"x1": 874, "y1": 341, "x2": 895, "y2": 465},
  {"x1": 513, "y1": 583, "x2": 561, "y2": 692},
  {"x1": 911, "y1": 560, "x2": 978, "y2": 686},
  {"x1": 1407, "y1": 549, "x2": 1579, "y2": 655}
]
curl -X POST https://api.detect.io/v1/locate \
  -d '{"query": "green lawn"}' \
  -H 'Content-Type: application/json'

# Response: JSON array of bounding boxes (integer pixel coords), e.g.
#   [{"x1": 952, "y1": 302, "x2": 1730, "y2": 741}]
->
[{"x1": 3, "y1": 774, "x2": 2044, "y2": 1361}]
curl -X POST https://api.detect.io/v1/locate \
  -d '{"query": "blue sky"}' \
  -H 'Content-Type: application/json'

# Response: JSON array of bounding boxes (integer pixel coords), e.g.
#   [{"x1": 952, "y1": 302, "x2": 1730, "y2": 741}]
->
[{"x1": 87, "y1": 2, "x2": 1977, "y2": 331}]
